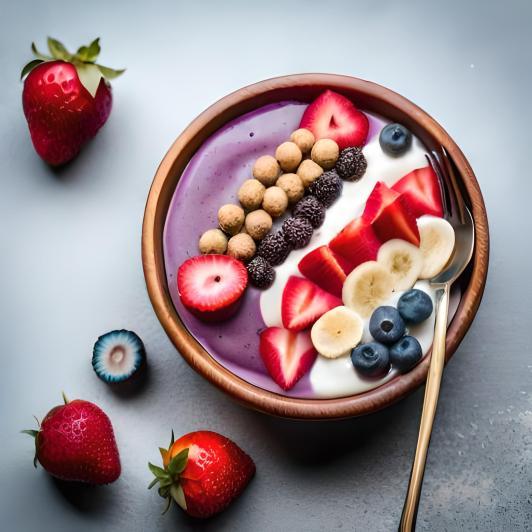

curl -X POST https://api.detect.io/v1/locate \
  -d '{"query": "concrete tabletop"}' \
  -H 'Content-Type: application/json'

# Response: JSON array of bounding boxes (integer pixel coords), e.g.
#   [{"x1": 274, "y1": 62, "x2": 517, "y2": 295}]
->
[{"x1": 1, "y1": 1, "x2": 530, "y2": 530}]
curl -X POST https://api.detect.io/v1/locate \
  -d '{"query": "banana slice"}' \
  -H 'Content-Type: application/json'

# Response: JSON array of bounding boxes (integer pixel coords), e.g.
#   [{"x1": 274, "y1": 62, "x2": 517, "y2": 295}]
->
[
  {"x1": 417, "y1": 216, "x2": 456, "y2": 279},
  {"x1": 342, "y1": 261, "x2": 394, "y2": 317},
  {"x1": 377, "y1": 239, "x2": 423, "y2": 291},
  {"x1": 311, "y1": 306, "x2": 363, "y2": 359}
]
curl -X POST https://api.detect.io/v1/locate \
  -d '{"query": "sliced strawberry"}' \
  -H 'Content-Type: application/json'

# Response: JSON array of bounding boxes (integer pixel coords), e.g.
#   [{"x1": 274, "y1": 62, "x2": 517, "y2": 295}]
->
[
  {"x1": 362, "y1": 181, "x2": 399, "y2": 222},
  {"x1": 298, "y1": 245, "x2": 352, "y2": 297},
  {"x1": 282, "y1": 276, "x2": 342, "y2": 332},
  {"x1": 362, "y1": 182, "x2": 420, "y2": 246},
  {"x1": 329, "y1": 217, "x2": 382, "y2": 268},
  {"x1": 392, "y1": 166, "x2": 444, "y2": 218},
  {"x1": 177, "y1": 255, "x2": 248, "y2": 322},
  {"x1": 259, "y1": 327, "x2": 317, "y2": 390},
  {"x1": 299, "y1": 90, "x2": 369, "y2": 149}
]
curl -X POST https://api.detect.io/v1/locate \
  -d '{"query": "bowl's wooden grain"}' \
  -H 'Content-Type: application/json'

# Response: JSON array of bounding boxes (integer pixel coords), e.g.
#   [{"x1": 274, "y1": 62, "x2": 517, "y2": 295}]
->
[{"x1": 142, "y1": 74, "x2": 489, "y2": 420}]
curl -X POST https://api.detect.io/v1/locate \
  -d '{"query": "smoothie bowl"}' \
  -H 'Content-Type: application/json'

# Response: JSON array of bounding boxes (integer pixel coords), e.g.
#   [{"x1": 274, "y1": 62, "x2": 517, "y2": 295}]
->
[{"x1": 142, "y1": 74, "x2": 488, "y2": 419}]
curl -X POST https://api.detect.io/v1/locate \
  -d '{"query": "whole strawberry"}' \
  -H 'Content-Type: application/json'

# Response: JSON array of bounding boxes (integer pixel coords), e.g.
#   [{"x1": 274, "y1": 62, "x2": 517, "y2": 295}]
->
[
  {"x1": 23, "y1": 393, "x2": 121, "y2": 484},
  {"x1": 149, "y1": 430, "x2": 255, "y2": 518},
  {"x1": 21, "y1": 37, "x2": 124, "y2": 165}
]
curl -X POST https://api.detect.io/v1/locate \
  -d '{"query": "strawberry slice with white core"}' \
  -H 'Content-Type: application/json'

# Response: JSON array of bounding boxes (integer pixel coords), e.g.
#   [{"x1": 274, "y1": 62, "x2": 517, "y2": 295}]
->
[
  {"x1": 329, "y1": 217, "x2": 382, "y2": 268},
  {"x1": 392, "y1": 166, "x2": 444, "y2": 218},
  {"x1": 298, "y1": 245, "x2": 353, "y2": 298},
  {"x1": 177, "y1": 255, "x2": 248, "y2": 322},
  {"x1": 282, "y1": 276, "x2": 342, "y2": 332},
  {"x1": 259, "y1": 327, "x2": 317, "y2": 390},
  {"x1": 299, "y1": 90, "x2": 369, "y2": 149},
  {"x1": 363, "y1": 182, "x2": 420, "y2": 246}
]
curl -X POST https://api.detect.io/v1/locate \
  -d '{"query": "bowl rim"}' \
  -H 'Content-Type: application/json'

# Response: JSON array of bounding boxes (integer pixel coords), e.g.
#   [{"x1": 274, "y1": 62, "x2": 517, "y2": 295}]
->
[{"x1": 142, "y1": 73, "x2": 489, "y2": 420}]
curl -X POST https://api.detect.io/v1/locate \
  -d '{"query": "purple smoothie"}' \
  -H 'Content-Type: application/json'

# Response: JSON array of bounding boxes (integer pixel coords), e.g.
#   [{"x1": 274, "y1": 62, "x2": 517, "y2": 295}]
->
[{"x1": 163, "y1": 101, "x2": 316, "y2": 396}]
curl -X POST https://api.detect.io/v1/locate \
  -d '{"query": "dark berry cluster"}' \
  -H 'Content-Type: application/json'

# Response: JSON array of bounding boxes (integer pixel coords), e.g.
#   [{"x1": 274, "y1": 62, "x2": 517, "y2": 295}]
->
[
  {"x1": 335, "y1": 147, "x2": 367, "y2": 181},
  {"x1": 247, "y1": 256, "x2": 275, "y2": 289},
  {"x1": 257, "y1": 230, "x2": 292, "y2": 266},
  {"x1": 282, "y1": 217, "x2": 313, "y2": 249},
  {"x1": 292, "y1": 196, "x2": 325, "y2": 228},
  {"x1": 308, "y1": 170, "x2": 343, "y2": 207}
]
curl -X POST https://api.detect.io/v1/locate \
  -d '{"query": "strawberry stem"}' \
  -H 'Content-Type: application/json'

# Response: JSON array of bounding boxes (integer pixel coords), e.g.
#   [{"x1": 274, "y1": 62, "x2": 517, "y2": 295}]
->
[
  {"x1": 148, "y1": 445, "x2": 189, "y2": 515},
  {"x1": 21, "y1": 38, "x2": 125, "y2": 85}
]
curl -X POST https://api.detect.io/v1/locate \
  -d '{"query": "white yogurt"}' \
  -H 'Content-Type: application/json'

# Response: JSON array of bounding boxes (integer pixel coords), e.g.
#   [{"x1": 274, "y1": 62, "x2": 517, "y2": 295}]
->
[{"x1": 260, "y1": 113, "x2": 458, "y2": 398}]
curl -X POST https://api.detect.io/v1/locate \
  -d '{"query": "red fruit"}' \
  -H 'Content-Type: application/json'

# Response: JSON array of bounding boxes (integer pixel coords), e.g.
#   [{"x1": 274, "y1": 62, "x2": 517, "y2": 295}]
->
[
  {"x1": 392, "y1": 166, "x2": 444, "y2": 218},
  {"x1": 150, "y1": 430, "x2": 255, "y2": 519},
  {"x1": 299, "y1": 90, "x2": 369, "y2": 149},
  {"x1": 177, "y1": 255, "x2": 248, "y2": 322},
  {"x1": 298, "y1": 245, "x2": 352, "y2": 297},
  {"x1": 259, "y1": 327, "x2": 317, "y2": 390},
  {"x1": 363, "y1": 182, "x2": 420, "y2": 246},
  {"x1": 281, "y1": 276, "x2": 341, "y2": 332},
  {"x1": 329, "y1": 217, "x2": 382, "y2": 268},
  {"x1": 21, "y1": 38, "x2": 124, "y2": 165},
  {"x1": 23, "y1": 395, "x2": 120, "y2": 484}
]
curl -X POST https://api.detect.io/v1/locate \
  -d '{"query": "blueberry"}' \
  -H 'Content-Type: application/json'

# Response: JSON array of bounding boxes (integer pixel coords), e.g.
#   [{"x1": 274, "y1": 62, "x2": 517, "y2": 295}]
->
[
  {"x1": 379, "y1": 123, "x2": 412, "y2": 157},
  {"x1": 390, "y1": 335, "x2": 422, "y2": 372},
  {"x1": 397, "y1": 289, "x2": 433, "y2": 324},
  {"x1": 351, "y1": 342, "x2": 390, "y2": 378},
  {"x1": 369, "y1": 306, "x2": 405, "y2": 344}
]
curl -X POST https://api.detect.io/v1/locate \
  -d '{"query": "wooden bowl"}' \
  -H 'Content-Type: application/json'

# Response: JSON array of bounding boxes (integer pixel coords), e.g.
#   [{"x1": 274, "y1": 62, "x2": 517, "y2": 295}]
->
[{"x1": 142, "y1": 74, "x2": 489, "y2": 420}]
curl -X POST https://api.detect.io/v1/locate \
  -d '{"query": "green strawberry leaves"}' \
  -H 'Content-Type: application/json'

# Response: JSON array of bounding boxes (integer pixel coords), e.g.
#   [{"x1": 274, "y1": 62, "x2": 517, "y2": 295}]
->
[
  {"x1": 96, "y1": 64, "x2": 126, "y2": 80},
  {"x1": 148, "y1": 433, "x2": 189, "y2": 514},
  {"x1": 47, "y1": 37, "x2": 71, "y2": 60},
  {"x1": 20, "y1": 60, "x2": 44, "y2": 80},
  {"x1": 76, "y1": 64, "x2": 105, "y2": 99},
  {"x1": 21, "y1": 37, "x2": 125, "y2": 97},
  {"x1": 76, "y1": 38, "x2": 101, "y2": 63},
  {"x1": 168, "y1": 449, "x2": 189, "y2": 476}
]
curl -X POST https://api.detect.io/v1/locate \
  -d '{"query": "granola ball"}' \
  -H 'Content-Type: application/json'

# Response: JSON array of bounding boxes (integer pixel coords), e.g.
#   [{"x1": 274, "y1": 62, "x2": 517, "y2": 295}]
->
[
  {"x1": 289, "y1": 128, "x2": 315, "y2": 153},
  {"x1": 296, "y1": 159, "x2": 323, "y2": 188},
  {"x1": 238, "y1": 179, "x2": 266, "y2": 210},
  {"x1": 218, "y1": 204, "x2": 245, "y2": 235},
  {"x1": 311, "y1": 138, "x2": 339, "y2": 170},
  {"x1": 275, "y1": 141, "x2": 302, "y2": 172},
  {"x1": 262, "y1": 186, "x2": 288, "y2": 218},
  {"x1": 245, "y1": 209, "x2": 273, "y2": 241},
  {"x1": 198, "y1": 228, "x2": 228, "y2": 254},
  {"x1": 276, "y1": 173, "x2": 304, "y2": 204},
  {"x1": 253, "y1": 155, "x2": 281, "y2": 186},
  {"x1": 227, "y1": 233, "x2": 256, "y2": 262}
]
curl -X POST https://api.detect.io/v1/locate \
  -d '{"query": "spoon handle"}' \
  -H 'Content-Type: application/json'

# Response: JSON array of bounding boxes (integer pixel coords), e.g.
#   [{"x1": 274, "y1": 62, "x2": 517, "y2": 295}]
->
[{"x1": 399, "y1": 284, "x2": 450, "y2": 532}]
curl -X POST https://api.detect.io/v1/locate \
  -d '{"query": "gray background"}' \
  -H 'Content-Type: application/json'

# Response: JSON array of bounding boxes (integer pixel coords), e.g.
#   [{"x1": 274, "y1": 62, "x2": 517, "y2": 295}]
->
[{"x1": 1, "y1": 0, "x2": 530, "y2": 530}]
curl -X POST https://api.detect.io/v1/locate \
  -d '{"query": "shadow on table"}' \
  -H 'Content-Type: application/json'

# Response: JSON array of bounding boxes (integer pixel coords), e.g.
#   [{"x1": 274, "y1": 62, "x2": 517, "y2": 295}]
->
[
  {"x1": 48, "y1": 476, "x2": 119, "y2": 514},
  {"x1": 250, "y1": 389, "x2": 422, "y2": 467},
  {"x1": 106, "y1": 361, "x2": 152, "y2": 400},
  {"x1": 169, "y1": 483, "x2": 256, "y2": 532}
]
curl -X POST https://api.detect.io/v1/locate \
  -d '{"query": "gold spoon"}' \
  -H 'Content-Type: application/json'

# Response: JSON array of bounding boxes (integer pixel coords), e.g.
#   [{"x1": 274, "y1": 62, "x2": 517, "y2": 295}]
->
[{"x1": 399, "y1": 148, "x2": 475, "y2": 531}]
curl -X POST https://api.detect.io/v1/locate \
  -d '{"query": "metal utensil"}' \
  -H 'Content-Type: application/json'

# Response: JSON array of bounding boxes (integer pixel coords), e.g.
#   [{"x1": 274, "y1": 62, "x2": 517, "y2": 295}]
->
[{"x1": 399, "y1": 147, "x2": 475, "y2": 531}]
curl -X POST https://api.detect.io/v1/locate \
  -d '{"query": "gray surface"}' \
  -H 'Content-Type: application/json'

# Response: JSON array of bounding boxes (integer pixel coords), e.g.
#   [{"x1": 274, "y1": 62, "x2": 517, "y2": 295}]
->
[{"x1": 1, "y1": 0, "x2": 530, "y2": 530}]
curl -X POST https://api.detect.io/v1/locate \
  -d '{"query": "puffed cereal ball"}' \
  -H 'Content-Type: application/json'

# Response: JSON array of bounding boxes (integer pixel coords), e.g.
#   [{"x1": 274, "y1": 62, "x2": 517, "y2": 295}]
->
[
  {"x1": 245, "y1": 209, "x2": 273, "y2": 241},
  {"x1": 290, "y1": 128, "x2": 315, "y2": 153},
  {"x1": 275, "y1": 141, "x2": 302, "y2": 172},
  {"x1": 311, "y1": 138, "x2": 339, "y2": 170},
  {"x1": 227, "y1": 233, "x2": 256, "y2": 262},
  {"x1": 262, "y1": 186, "x2": 289, "y2": 218},
  {"x1": 297, "y1": 159, "x2": 323, "y2": 187},
  {"x1": 238, "y1": 179, "x2": 266, "y2": 210},
  {"x1": 198, "y1": 228, "x2": 228, "y2": 254},
  {"x1": 253, "y1": 155, "x2": 281, "y2": 186},
  {"x1": 276, "y1": 173, "x2": 304, "y2": 204},
  {"x1": 218, "y1": 204, "x2": 245, "y2": 235}
]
